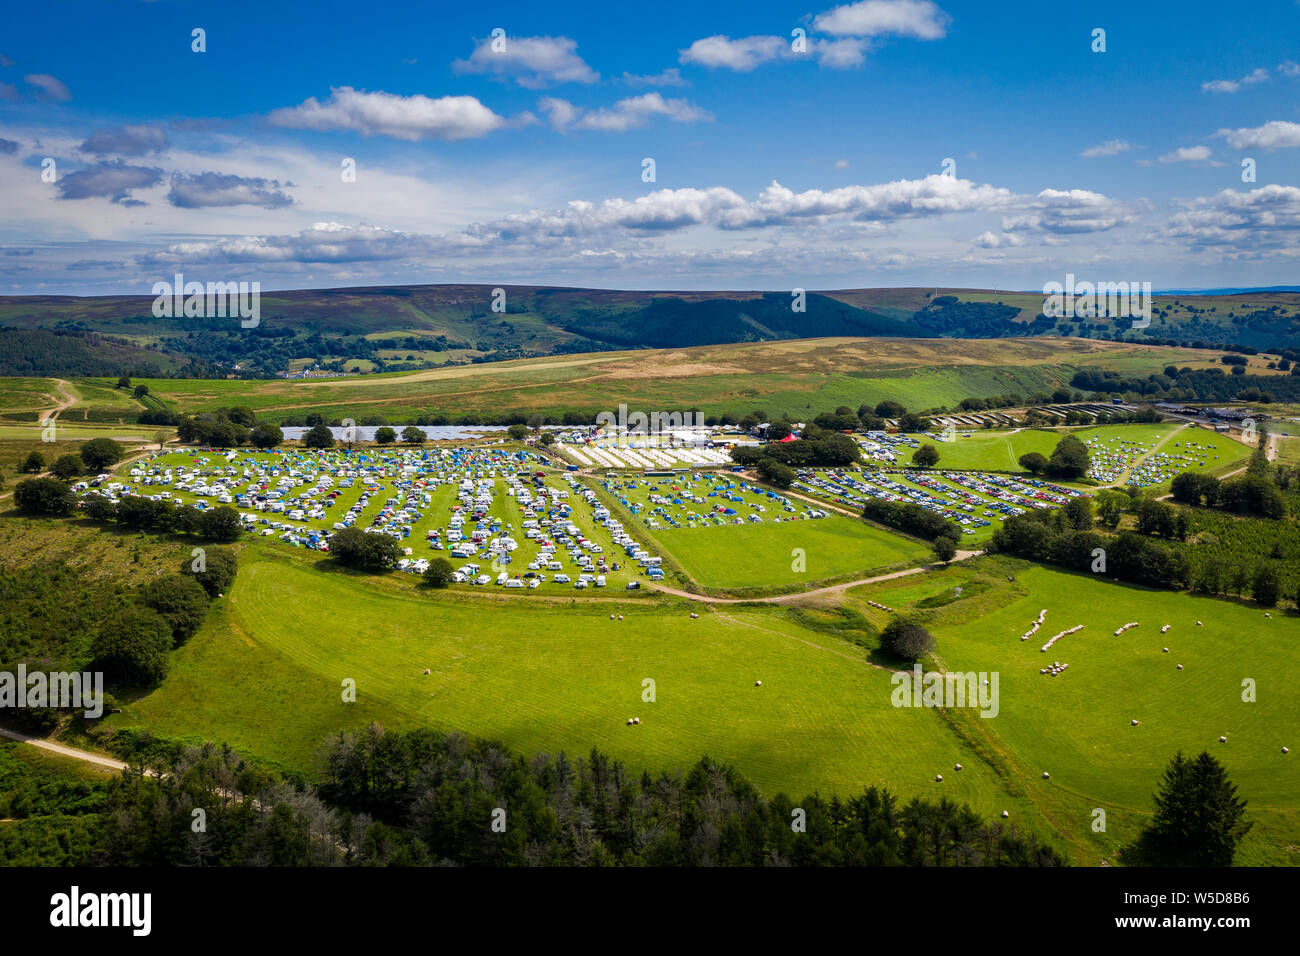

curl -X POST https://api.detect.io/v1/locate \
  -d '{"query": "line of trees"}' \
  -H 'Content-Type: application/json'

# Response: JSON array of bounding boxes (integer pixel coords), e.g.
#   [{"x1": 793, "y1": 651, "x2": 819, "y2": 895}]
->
[{"x1": 861, "y1": 497, "x2": 962, "y2": 544}]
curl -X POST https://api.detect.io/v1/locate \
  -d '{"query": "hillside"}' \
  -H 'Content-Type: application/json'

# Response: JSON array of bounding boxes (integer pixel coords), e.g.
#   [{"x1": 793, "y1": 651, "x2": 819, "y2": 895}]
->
[{"x1": 2, "y1": 284, "x2": 1297, "y2": 379}]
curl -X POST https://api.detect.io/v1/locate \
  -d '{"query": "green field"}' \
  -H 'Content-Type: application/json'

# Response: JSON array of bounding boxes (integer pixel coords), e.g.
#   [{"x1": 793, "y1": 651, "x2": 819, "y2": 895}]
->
[
  {"x1": 585, "y1": 473, "x2": 931, "y2": 590},
  {"x1": 906, "y1": 423, "x2": 1251, "y2": 486},
  {"x1": 108, "y1": 552, "x2": 1013, "y2": 813},
  {"x1": 93, "y1": 548, "x2": 1300, "y2": 865}
]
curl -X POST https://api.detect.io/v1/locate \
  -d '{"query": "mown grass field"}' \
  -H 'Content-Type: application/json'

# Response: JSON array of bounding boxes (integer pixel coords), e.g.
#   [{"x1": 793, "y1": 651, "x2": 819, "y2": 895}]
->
[
  {"x1": 844, "y1": 560, "x2": 1300, "y2": 865},
  {"x1": 89, "y1": 547, "x2": 1300, "y2": 865},
  {"x1": 106, "y1": 551, "x2": 1015, "y2": 815}
]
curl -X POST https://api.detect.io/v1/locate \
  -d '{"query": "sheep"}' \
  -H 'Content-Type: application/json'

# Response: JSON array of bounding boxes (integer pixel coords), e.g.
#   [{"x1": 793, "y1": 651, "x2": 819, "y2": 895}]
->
[
  {"x1": 1283, "y1": 747, "x2": 1290, "y2": 755},
  {"x1": 618, "y1": 615, "x2": 624, "y2": 621},
  {"x1": 1131, "y1": 719, "x2": 1139, "y2": 726},
  {"x1": 423, "y1": 668, "x2": 431, "y2": 675},
  {"x1": 1163, "y1": 647, "x2": 1169, "y2": 653},
  {"x1": 1042, "y1": 771, "x2": 1050, "y2": 779},
  {"x1": 1219, "y1": 735, "x2": 1227, "y2": 743},
  {"x1": 755, "y1": 680, "x2": 763, "y2": 687},
  {"x1": 954, "y1": 763, "x2": 963, "y2": 771},
  {"x1": 1177, "y1": 664, "x2": 1184, "y2": 670},
  {"x1": 1001, "y1": 810, "x2": 1010, "y2": 818},
  {"x1": 935, "y1": 774, "x2": 943, "y2": 782}
]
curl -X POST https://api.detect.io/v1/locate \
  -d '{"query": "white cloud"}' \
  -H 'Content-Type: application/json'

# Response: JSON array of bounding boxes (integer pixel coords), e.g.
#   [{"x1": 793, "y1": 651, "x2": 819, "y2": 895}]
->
[
  {"x1": 812, "y1": 0, "x2": 951, "y2": 39},
  {"x1": 540, "y1": 93, "x2": 712, "y2": 133},
  {"x1": 1157, "y1": 145, "x2": 1212, "y2": 163},
  {"x1": 1201, "y1": 67, "x2": 1270, "y2": 93},
  {"x1": 834, "y1": 159, "x2": 850, "y2": 169},
  {"x1": 1216, "y1": 120, "x2": 1300, "y2": 150},
  {"x1": 24, "y1": 73, "x2": 71, "y2": 102},
  {"x1": 1001, "y1": 188, "x2": 1134, "y2": 235},
  {"x1": 1164, "y1": 185, "x2": 1300, "y2": 249},
  {"x1": 620, "y1": 68, "x2": 687, "y2": 88},
  {"x1": 1081, "y1": 138, "x2": 1135, "y2": 158},
  {"x1": 267, "y1": 87, "x2": 506, "y2": 141},
  {"x1": 679, "y1": 35, "x2": 789, "y2": 71},
  {"x1": 453, "y1": 35, "x2": 598, "y2": 88}
]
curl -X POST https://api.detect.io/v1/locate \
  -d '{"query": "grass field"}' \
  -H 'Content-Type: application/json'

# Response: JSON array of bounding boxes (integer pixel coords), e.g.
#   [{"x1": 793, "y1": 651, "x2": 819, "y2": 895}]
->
[
  {"x1": 0, "y1": 337, "x2": 1211, "y2": 426},
  {"x1": 905, "y1": 423, "x2": 1251, "y2": 486},
  {"x1": 107, "y1": 551, "x2": 1015, "y2": 814},
  {"x1": 88, "y1": 547, "x2": 1299, "y2": 865},
  {"x1": 585, "y1": 472, "x2": 931, "y2": 589},
  {"x1": 843, "y1": 560, "x2": 1300, "y2": 865}
]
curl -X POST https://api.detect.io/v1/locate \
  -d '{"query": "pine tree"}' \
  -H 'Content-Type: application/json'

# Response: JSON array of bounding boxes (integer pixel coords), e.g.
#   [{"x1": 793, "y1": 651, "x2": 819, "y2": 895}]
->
[{"x1": 1140, "y1": 751, "x2": 1251, "y2": 866}]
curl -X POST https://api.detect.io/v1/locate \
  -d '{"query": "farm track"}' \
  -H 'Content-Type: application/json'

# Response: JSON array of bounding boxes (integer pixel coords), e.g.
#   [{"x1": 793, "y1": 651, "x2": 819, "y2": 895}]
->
[
  {"x1": 647, "y1": 550, "x2": 983, "y2": 605},
  {"x1": 0, "y1": 727, "x2": 131, "y2": 773}
]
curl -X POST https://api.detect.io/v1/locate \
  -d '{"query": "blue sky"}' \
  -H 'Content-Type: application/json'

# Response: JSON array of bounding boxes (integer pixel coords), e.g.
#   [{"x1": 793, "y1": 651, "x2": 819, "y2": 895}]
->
[{"x1": 1, "y1": 0, "x2": 1298, "y2": 294}]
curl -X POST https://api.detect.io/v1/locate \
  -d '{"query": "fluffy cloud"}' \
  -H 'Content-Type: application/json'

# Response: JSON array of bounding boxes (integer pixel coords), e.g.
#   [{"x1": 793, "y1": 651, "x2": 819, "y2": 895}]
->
[
  {"x1": 1081, "y1": 139, "x2": 1135, "y2": 158},
  {"x1": 138, "y1": 222, "x2": 461, "y2": 267},
  {"x1": 1216, "y1": 120, "x2": 1300, "y2": 150},
  {"x1": 268, "y1": 87, "x2": 506, "y2": 141},
  {"x1": 540, "y1": 93, "x2": 712, "y2": 132},
  {"x1": 1001, "y1": 188, "x2": 1133, "y2": 235},
  {"x1": 679, "y1": 35, "x2": 790, "y2": 71},
  {"x1": 620, "y1": 68, "x2": 687, "y2": 87},
  {"x1": 79, "y1": 124, "x2": 169, "y2": 156},
  {"x1": 1157, "y1": 145, "x2": 1212, "y2": 163},
  {"x1": 1201, "y1": 67, "x2": 1270, "y2": 93},
  {"x1": 1164, "y1": 185, "x2": 1300, "y2": 249},
  {"x1": 453, "y1": 35, "x2": 598, "y2": 88},
  {"x1": 24, "y1": 73, "x2": 71, "y2": 102},
  {"x1": 56, "y1": 160, "x2": 163, "y2": 204},
  {"x1": 167, "y1": 172, "x2": 294, "y2": 209},
  {"x1": 812, "y1": 0, "x2": 951, "y2": 39}
]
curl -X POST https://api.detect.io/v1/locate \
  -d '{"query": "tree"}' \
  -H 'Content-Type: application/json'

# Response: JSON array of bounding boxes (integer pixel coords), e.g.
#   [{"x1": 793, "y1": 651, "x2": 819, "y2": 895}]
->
[
  {"x1": 507, "y1": 423, "x2": 529, "y2": 440},
  {"x1": 1047, "y1": 435, "x2": 1090, "y2": 480},
  {"x1": 1134, "y1": 751, "x2": 1251, "y2": 866},
  {"x1": 423, "y1": 558, "x2": 455, "y2": 588},
  {"x1": 932, "y1": 537, "x2": 957, "y2": 564},
  {"x1": 304, "y1": 423, "x2": 335, "y2": 449},
  {"x1": 198, "y1": 505, "x2": 243, "y2": 542},
  {"x1": 1018, "y1": 452, "x2": 1048, "y2": 475},
  {"x1": 250, "y1": 423, "x2": 284, "y2": 449},
  {"x1": 879, "y1": 618, "x2": 935, "y2": 661},
  {"x1": 133, "y1": 384, "x2": 149, "y2": 398},
  {"x1": 1252, "y1": 564, "x2": 1280, "y2": 607},
  {"x1": 913, "y1": 444, "x2": 940, "y2": 468},
  {"x1": 137, "y1": 574, "x2": 210, "y2": 646},
  {"x1": 766, "y1": 422, "x2": 792, "y2": 441},
  {"x1": 330, "y1": 528, "x2": 399, "y2": 572},
  {"x1": 756, "y1": 457, "x2": 795, "y2": 488},
  {"x1": 92, "y1": 607, "x2": 172, "y2": 687},
  {"x1": 14, "y1": 476, "x2": 75, "y2": 515},
  {"x1": 20, "y1": 450, "x2": 45, "y2": 473},
  {"x1": 182, "y1": 548, "x2": 238, "y2": 598},
  {"x1": 539, "y1": 431, "x2": 556, "y2": 447},
  {"x1": 80, "y1": 438, "x2": 124, "y2": 471},
  {"x1": 374, "y1": 426, "x2": 398, "y2": 445},
  {"x1": 116, "y1": 375, "x2": 131, "y2": 389},
  {"x1": 875, "y1": 401, "x2": 906, "y2": 418},
  {"x1": 401, "y1": 426, "x2": 426, "y2": 445},
  {"x1": 1063, "y1": 495, "x2": 1093, "y2": 530},
  {"x1": 50, "y1": 454, "x2": 83, "y2": 480},
  {"x1": 898, "y1": 412, "x2": 930, "y2": 433}
]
